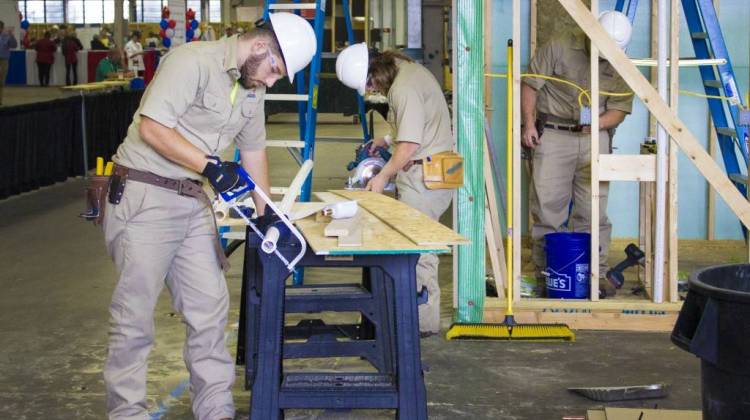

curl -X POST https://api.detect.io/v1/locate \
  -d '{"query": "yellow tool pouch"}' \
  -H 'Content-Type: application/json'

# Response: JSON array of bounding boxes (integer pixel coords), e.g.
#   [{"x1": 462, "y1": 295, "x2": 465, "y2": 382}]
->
[{"x1": 422, "y1": 151, "x2": 464, "y2": 190}]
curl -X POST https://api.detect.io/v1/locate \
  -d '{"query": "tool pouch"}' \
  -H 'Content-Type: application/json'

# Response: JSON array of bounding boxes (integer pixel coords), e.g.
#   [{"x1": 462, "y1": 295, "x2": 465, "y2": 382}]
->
[
  {"x1": 80, "y1": 175, "x2": 111, "y2": 226},
  {"x1": 422, "y1": 151, "x2": 464, "y2": 190}
]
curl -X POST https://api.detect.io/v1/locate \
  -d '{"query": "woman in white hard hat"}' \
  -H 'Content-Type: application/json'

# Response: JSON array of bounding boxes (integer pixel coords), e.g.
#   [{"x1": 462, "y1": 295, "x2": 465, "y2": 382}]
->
[
  {"x1": 520, "y1": 10, "x2": 634, "y2": 298},
  {"x1": 336, "y1": 44, "x2": 454, "y2": 337}
]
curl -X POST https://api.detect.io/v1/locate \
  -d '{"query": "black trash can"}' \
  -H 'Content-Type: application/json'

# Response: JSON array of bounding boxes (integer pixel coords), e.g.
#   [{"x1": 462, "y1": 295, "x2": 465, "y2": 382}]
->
[{"x1": 671, "y1": 264, "x2": 750, "y2": 420}]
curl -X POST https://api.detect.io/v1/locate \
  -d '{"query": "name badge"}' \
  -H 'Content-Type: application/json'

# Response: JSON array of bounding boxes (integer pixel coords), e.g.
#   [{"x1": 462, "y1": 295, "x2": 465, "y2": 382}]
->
[{"x1": 246, "y1": 89, "x2": 258, "y2": 102}]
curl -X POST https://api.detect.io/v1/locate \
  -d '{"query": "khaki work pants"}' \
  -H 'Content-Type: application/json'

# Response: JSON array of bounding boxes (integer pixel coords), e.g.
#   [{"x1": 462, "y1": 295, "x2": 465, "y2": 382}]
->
[
  {"x1": 396, "y1": 165, "x2": 453, "y2": 334},
  {"x1": 102, "y1": 181, "x2": 234, "y2": 420},
  {"x1": 529, "y1": 128, "x2": 612, "y2": 275},
  {"x1": 0, "y1": 59, "x2": 8, "y2": 106}
]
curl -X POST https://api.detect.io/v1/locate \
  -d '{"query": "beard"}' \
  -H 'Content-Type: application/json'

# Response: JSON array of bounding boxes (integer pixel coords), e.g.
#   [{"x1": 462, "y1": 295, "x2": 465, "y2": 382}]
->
[{"x1": 239, "y1": 52, "x2": 267, "y2": 89}]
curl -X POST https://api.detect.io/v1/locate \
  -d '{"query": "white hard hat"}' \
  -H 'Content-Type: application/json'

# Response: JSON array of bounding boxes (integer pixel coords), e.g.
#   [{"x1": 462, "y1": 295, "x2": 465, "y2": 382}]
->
[
  {"x1": 269, "y1": 12, "x2": 317, "y2": 83},
  {"x1": 335, "y1": 43, "x2": 369, "y2": 96},
  {"x1": 598, "y1": 10, "x2": 632, "y2": 50}
]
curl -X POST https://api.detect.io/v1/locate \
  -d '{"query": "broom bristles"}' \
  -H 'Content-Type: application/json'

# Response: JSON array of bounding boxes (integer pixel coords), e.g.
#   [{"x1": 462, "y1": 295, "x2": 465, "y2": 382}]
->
[{"x1": 445, "y1": 323, "x2": 575, "y2": 341}]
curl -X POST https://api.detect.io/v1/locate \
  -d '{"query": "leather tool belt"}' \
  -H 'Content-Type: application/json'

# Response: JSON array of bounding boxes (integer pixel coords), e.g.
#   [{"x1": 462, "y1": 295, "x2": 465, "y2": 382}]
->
[{"x1": 109, "y1": 164, "x2": 230, "y2": 271}]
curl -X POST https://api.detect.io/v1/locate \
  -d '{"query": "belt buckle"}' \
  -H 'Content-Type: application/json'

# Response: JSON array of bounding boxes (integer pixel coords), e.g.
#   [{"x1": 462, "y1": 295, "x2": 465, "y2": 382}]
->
[{"x1": 177, "y1": 180, "x2": 188, "y2": 196}]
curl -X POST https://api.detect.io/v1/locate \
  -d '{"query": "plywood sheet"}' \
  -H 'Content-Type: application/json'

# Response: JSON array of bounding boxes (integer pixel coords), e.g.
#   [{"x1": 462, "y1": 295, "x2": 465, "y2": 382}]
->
[
  {"x1": 330, "y1": 190, "x2": 469, "y2": 246},
  {"x1": 295, "y1": 211, "x2": 448, "y2": 255},
  {"x1": 297, "y1": 192, "x2": 449, "y2": 255},
  {"x1": 605, "y1": 407, "x2": 701, "y2": 420},
  {"x1": 586, "y1": 410, "x2": 606, "y2": 420}
]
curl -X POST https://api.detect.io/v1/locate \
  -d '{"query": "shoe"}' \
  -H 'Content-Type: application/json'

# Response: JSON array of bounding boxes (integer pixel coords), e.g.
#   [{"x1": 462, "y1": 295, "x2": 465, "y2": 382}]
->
[{"x1": 420, "y1": 331, "x2": 439, "y2": 338}]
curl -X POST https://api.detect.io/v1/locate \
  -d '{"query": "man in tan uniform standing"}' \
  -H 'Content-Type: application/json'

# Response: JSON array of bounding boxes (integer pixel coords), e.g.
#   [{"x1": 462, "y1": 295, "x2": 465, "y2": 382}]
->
[
  {"x1": 102, "y1": 13, "x2": 315, "y2": 420},
  {"x1": 336, "y1": 44, "x2": 454, "y2": 336},
  {"x1": 521, "y1": 11, "x2": 633, "y2": 296}
]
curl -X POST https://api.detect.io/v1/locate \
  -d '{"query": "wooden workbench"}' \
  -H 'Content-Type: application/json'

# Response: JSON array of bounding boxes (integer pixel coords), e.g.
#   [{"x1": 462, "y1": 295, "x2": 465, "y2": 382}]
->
[{"x1": 60, "y1": 80, "x2": 131, "y2": 92}]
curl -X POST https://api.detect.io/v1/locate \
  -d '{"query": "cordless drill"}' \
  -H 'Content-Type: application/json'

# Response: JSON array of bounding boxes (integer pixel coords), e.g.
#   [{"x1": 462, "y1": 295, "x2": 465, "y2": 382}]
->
[{"x1": 606, "y1": 243, "x2": 646, "y2": 289}]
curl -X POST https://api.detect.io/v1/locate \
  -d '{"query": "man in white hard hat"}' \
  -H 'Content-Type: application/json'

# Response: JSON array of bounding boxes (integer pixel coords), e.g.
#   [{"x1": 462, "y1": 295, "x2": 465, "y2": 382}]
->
[
  {"x1": 521, "y1": 10, "x2": 634, "y2": 297},
  {"x1": 336, "y1": 44, "x2": 454, "y2": 337},
  {"x1": 101, "y1": 12, "x2": 315, "y2": 420}
]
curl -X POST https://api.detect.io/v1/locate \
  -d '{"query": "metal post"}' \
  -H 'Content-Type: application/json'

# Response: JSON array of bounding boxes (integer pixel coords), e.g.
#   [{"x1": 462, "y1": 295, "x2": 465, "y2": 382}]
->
[
  {"x1": 80, "y1": 91, "x2": 89, "y2": 178},
  {"x1": 653, "y1": 0, "x2": 669, "y2": 303},
  {"x1": 114, "y1": 0, "x2": 124, "y2": 47},
  {"x1": 406, "y1": 0, "x2": 421, "y2": 49}
]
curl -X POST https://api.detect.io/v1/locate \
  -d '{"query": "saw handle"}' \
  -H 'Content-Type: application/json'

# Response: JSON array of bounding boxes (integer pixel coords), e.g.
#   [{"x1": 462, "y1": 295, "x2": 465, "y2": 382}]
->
[{"x1": 219, "y1": 166, "x2": 307, "y2": 271}]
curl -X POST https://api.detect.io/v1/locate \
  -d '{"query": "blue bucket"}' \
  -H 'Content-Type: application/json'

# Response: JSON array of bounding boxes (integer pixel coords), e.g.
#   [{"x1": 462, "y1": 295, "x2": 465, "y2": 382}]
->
[{"x1": 544, "y1": 232, "x2": 591, "y2": 299}]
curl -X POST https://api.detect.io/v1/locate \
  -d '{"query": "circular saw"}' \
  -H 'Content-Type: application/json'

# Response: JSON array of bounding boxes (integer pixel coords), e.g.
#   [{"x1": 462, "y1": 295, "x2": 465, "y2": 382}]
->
[{"x1": 345, "y1": 142, "x2": 396, "y2": 191}]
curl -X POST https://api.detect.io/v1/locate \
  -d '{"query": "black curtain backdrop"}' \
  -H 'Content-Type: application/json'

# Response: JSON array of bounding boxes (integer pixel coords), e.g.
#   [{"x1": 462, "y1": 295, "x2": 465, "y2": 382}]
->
[{"x1": 0, "y1": 90, "x2": 143, "y2": 200}]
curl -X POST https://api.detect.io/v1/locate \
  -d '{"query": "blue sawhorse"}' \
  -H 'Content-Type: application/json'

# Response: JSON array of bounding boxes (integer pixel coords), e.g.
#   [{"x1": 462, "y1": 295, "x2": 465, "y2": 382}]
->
[{"x1": 240, "y1": 232, "x2": 428, "y2": 419}]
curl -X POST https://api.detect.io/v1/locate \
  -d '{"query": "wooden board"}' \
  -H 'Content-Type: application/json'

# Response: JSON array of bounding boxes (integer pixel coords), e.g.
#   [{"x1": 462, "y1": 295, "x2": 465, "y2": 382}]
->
[
  {"x1": 589, "y1": 0, "x2": 600, "y2": 301},
  {"x1": 293, "y1": 192, "x2": 449, "y2": 255},
  {"x1": 338, "y1": 224, "x2": 364, "y2": 247},
  {"x1": 324, "y1": 214, "x2": 360, "y2": 237},
  {"x1": 599, "y1": 155, "x2": 656, "y2": 182},
  {"x1": 559, "y1": 0, "x2": 750, "y2": 228},
  {"x1": 586, "y1": 410, "x2": 606, "y2": 420},
  {"x1": 217, "y1": 201, "x2": 327, "y2": 227},
  {"x1": 483, "y1": 297, "x2": 682, "y2": 332},
  {"x1": 60, "y1": 80, "x2": 130, "y2": 92},
  {"x1": 605, "y1": 408, "x2": 701, "y2": 420},
  {"x1": 330, "y1": 190, "x2": 469, "y2": 246}
]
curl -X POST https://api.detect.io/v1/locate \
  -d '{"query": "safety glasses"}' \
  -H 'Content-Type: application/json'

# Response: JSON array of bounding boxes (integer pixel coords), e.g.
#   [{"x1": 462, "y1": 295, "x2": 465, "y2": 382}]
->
[{"x1": 267, "y1": 51, "x2": 285, "y2": 77}]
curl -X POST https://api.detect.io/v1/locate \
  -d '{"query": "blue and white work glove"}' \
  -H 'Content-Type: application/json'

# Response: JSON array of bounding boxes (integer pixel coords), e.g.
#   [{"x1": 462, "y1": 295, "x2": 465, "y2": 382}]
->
[{"x1": 202, "y1": 156, "x2": 248, "y2": 196}]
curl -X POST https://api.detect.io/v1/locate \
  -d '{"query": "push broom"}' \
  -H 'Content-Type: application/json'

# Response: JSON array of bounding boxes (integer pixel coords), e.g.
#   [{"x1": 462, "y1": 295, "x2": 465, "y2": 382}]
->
[{"x1": 446, "y1": 40, "x2": 574, "y2": 341}]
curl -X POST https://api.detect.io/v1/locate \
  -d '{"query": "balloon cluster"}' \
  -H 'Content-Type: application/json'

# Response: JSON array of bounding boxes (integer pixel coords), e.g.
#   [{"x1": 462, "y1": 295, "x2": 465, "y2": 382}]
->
[
  {"x1": 19, "y1": 12, "x2": 30, "y2": 46},
  {"x1": 159, "y1": 6, "x2": 174, "y2": 48},
  {"x1": 157, "y1": 6, "x2": 201, "y2": 47},
  {"x1": 185, "y1": 8, "x2": 201, "y2": 42}
]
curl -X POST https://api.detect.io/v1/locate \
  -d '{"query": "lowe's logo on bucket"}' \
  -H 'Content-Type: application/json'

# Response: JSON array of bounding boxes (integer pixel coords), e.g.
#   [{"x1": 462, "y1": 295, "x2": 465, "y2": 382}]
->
[{"x1": 546, "y1": 269, "x2": 572, "y2": 292}]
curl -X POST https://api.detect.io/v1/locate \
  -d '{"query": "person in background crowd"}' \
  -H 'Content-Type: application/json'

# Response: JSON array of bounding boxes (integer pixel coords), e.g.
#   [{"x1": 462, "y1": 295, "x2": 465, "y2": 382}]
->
[
  {"x1": 222, "y1": 26, "x2": 235, "y2": 39},
  {"x1": 0, "y1": 21, "x2": 18, "y2": 106},
  {"x1": 91, "y1": 34, "x2": 107, "y2": 50},
  {"x1": 63, "y1": 27, "x2": 84, "y2": 86},
  {"x1": 95, "y1": 47, "x2": 123, "y2": 82},
  {"x1": 100, "y1": 27, "x2": 111, "y2": 48},
  {"x1": 35, "y1": 31, "x2": 56, "y2": 87},
  {"x1": 124, "y1": 31, "x2": 145, "y2": 77},
  {"x1": 145, "y1": 32, "x2": 159, "y2": 49},
  {"x1": 22, "y1": 33, "x2": 32, "y2": 49},
  {"x1": 201, "y1": 23, "x2": 216, "y2": 41},
  {"x1": 54, "y1": 25, "x2": 65, "y2": 48}
]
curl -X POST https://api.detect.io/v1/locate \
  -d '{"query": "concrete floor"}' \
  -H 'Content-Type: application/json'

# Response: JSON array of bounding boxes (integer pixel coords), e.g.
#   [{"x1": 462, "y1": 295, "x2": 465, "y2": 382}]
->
[{"x1": 0, "y1": 102, "x2": 707, "y2": 418}]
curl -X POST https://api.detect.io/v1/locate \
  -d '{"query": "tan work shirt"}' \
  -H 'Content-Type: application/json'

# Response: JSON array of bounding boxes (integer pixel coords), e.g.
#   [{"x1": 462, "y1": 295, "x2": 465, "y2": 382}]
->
[
  {"x1": 387, "y1": 60, "x2": 453, "y2": 161},
  {"x1": 524, "y1": 30, "x2": 633, "y2": 122},
  {"x1": 114, "y1": 36, "x2": 266, "y2": 180}
]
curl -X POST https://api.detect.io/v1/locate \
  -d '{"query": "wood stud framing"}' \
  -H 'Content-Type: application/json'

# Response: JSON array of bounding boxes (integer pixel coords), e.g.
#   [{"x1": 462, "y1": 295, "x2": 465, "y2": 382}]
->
[
  {"x1": 589, "y1": 0, "x2": 600, "y2": 301},
  {"x1": 476, "y1": 0, "x2": 750, "y2": 328}
]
